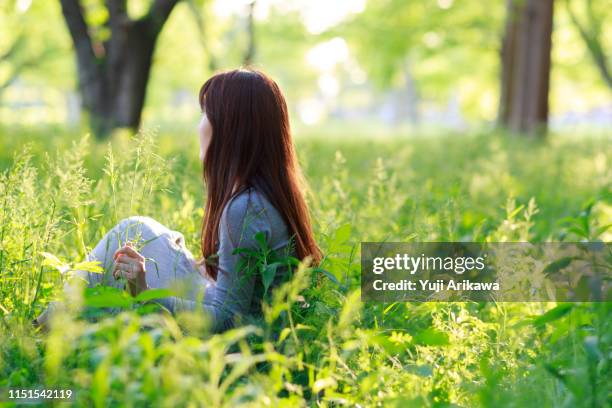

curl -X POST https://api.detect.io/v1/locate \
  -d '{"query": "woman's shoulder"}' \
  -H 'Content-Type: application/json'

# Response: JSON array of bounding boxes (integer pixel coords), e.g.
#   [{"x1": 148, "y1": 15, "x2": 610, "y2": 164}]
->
[
  {"x1": 222, "y1": 187, "x2": 288, "y2": 247},
  {"x1": 223, "y1": 187, "x2": 266, "y2": 221}
]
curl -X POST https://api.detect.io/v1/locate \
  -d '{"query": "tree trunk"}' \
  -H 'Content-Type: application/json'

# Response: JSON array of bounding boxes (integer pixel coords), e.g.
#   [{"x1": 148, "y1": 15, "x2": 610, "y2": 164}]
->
[
  {"x1": 243, "y1": 1, "x2": 256, "y2": 66},
  {"x1": 498, "y1": 0, "x2": 554, "y2": 136},
  {"x1": 60, "y1": 0, "x2": 179, "y2": 138}
]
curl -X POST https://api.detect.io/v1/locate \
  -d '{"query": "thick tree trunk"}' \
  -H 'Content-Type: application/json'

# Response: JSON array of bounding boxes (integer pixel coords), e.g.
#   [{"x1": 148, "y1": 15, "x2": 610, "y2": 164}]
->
[
  {"x1": 81, "y1": 24, "x2": 156, "y2": 137},
  {"x1": 60, "y1": 0, "x2": 179, "y2": 138},
  {"x1": 498, "y1": 0, "x2": 554, "y2": 136}
]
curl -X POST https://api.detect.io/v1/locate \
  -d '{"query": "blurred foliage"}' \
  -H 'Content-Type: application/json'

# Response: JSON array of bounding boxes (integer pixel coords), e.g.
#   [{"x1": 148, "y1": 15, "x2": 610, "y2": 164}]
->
[
  {"x1": 337, "y1": 0, "x2": 611, "y2": 120},
  {"x1": 0, "y1": 1, "x2": 72, "y2": 89},
  {"x1": 0, "y1": 127, "x2": 610, "y2": 406},
  {"x1": 0, "y1": 0, "x2": 610, "y2": 127},
  {"x1": 337, "y1": 0, "x2": 503, "y2": 90},
  {"x1": 0, "y1": 1, "x2": 610, "y2": 405}
]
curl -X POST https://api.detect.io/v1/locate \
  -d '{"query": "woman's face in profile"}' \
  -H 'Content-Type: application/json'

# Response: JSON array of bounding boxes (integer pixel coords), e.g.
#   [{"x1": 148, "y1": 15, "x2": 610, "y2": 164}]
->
[{"x1": 198, "y1": 110, "x2": 212, "y2": 162}]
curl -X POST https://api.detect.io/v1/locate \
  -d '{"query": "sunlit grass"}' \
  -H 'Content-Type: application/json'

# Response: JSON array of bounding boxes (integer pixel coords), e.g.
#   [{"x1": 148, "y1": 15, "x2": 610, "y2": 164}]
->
[{"x1": 0, "y1": 127, "x2": 610, "y2": 406}]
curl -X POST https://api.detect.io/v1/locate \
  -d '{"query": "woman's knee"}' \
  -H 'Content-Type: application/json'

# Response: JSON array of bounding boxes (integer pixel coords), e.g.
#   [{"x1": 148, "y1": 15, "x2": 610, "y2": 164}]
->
[
  {"x1": 112, "y1": 216, "x2": 155, "y2": 241},
  {"x1": 113, "y1": 216, "x2": 174, "y2": 245},
  {"x1": 115, "y1": 216, "x2": 161, "y2": 233},
  {"x1": 117, "y1": 215, "x2": 154, "y2": 227}
]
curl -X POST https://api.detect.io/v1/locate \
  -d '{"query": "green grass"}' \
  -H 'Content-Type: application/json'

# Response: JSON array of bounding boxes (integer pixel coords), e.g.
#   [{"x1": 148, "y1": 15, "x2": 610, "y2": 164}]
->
[{"x1": 0, "y1": 126, "x2": 610, "y2": 407}]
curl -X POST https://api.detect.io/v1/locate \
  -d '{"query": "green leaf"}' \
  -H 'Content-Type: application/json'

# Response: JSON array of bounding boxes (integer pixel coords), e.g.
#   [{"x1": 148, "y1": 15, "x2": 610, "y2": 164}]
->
[
  {"x1": 383, "y1": 302, "x2": 399, "y2": 315},
  {"x1": 574, "y1": 275, "x2": 593, "y2": 301},
  {"x1": 543, "y1": 363, "x2": 566, "y2": 382},
  {"x1": 414, "y1": 328, "x2": 450, "y2": 346},
  {"x1": 135, "y1": 288, "x2": 174, "y2": 302},
  {"x1": 312, "y1": 377, "x2": 337, "y2": 393},
  {"x1": 334, "y1": 223, "x2": 352, "y2": 244},
  {"x1": 542, "y1": 257, "x2": 576, "y2": 275},
  {"x1": 278, "y1": 327, "x2": 292, "y2": 343},
  {"x1": 508, "y1": 203, "x2": 525, "y2": 219},
  {"x1": 262, "y1": 262, "x2": 283, "y2": 295},
  {"x1": 41, "y1": 251, "x2": 69, "y2": 274},
  {"x1": 594, "y1": 223, "x2": 612, "y2": 238},
  {"x1": 316, "y1": 267, "x2": 341, "y2": 286},
  {"x1": 73, "y1": 260, "x2": 103, "y2": 274},
  {"x1": 532, "y1": 304, "x2": 573, "y2": 327},
  {"x1": 583, "y1": 336, "x2": 602, "y2": 363},
  {"x1": 370, "y1": 333, "x2": 403, "y2": 354},
  {"x1": 84, "y1": 287, "x2": 133, "y2": 308},
  {"x1": 41, "y1": 251, "x2": 62, "y2": 264},
  {"x1": 254, "y1": 231, "x2": 269, "y2": 250},
  {"x1": 277, "y1": 324, "x2": 314, "y2": 344},
  {"x1": 567, "y1": 225, "x2": 588, "y2": 238}
]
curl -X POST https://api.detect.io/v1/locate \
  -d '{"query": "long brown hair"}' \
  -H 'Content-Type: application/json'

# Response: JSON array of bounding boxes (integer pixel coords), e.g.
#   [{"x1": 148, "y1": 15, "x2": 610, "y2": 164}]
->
[{"x1": 199, "y1": 68, "x2": 322, "y2": 280}]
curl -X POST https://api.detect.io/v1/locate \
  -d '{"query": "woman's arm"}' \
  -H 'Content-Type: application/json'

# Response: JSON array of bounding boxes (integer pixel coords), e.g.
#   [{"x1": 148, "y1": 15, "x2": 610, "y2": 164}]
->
[{"x1": 153, "y1": 190, "x2": 271, "y2": 332}]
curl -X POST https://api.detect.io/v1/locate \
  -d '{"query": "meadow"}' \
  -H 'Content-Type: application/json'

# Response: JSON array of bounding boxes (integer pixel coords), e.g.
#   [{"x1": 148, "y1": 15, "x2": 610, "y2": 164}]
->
[{"x1": 0, "y1": 126, "x2": 610, "y2": 407}]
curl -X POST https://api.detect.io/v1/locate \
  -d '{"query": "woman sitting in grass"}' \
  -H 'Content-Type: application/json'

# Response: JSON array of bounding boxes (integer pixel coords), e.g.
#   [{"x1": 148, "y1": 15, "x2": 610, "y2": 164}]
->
[{"x1": 36, "y1": 68, "x2": 322, "y2": 333}]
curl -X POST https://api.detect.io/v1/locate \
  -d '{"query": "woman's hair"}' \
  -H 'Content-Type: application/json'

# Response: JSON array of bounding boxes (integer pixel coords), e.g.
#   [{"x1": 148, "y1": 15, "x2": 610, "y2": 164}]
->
[{"x1": 198, "y1": 68, "x2": 322, "y2": 280}]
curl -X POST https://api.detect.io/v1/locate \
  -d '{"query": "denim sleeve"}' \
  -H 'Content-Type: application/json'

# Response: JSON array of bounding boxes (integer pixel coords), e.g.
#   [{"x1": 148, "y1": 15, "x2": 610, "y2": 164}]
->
[{"x1": 157, "y1": 190, "x2": 271, "y2": 333}]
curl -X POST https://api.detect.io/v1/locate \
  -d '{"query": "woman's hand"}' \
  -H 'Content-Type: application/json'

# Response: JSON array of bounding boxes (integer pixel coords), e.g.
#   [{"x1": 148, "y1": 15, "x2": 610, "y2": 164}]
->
[
  {"x1": 33, "y1": 306, "x2": 51, "y2": 332},
  {"x1": 113, "y1": 242, "x2": 149, "y2": 297}
]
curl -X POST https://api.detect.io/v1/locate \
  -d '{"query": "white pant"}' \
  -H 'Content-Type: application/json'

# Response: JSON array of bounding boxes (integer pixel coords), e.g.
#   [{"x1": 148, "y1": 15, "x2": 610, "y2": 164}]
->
[{"x1": 75, "y1": 216, "x2": 210, "y2": 301}]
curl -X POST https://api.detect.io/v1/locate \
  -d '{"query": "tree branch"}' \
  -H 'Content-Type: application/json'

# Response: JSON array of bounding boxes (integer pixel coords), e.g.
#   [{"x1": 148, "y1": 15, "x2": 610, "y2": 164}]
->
[
  {"x1": 103, "y1": 0, "x2": 130, "y2": 60},
  {"x1": 0, "y1": 34, "x2": 26, "y2": 62},
  {"x1": 186, "y1": 0, "x2": 217, "y2": 71},
  {"x1": 59, "y1": 0, "x2": 98, "y2": 73},
  {"x1": 105, "y1": 0, "x2": 128, "y2": 20},
  {"x1": 243, "y1": 0, "x2": 255, "y2": 65},
  {"x1": 0, "y1": 44, "x2": 58, "y2": 95},
  {"x1": 145, "y1": 0, "x2": 180, "y2": 36},
  {"x1": 565, "y1": 0, "x2": 612, "y2": 90}
]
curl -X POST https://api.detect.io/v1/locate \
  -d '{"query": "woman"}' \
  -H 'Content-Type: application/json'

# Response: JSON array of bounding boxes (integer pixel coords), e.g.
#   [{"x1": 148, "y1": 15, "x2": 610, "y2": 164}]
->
[{"x1": 36, "y1": 69, "x2": 322, "y2": 333}]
